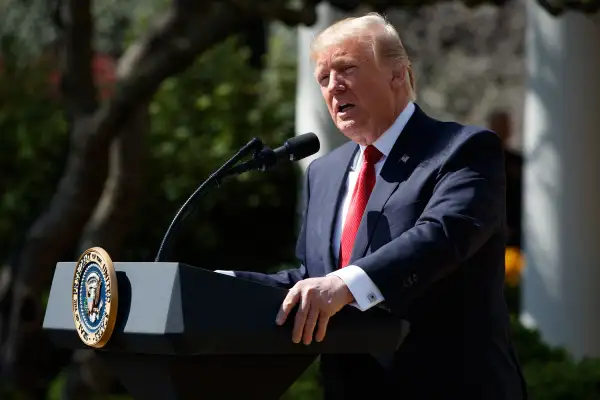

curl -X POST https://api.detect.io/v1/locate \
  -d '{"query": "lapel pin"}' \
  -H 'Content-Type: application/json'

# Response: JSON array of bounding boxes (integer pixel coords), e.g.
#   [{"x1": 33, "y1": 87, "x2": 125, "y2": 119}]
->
[{"x1": 400, "y1": 154, "x2": 410, "y2": 163}]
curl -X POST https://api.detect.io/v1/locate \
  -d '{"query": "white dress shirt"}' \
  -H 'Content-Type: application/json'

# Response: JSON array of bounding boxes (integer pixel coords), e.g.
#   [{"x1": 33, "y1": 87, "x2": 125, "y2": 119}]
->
[
  {"x1": 216, "y1": 102, "x2": 416, "y2": 311},
  {"x1": 327, "y1": 102, "x2": 415, "y2": 311}
]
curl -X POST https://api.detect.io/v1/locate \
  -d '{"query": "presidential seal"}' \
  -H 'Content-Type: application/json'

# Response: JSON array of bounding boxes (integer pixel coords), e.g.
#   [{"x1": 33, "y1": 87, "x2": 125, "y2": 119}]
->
[{"x1": 72, "y1": 247, "x2": 118, "y2": 348}]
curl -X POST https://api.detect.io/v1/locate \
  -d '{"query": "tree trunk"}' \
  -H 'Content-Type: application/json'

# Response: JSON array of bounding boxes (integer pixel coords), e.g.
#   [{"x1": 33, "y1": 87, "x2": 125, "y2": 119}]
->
[
  {"x1": 63, "y1": 103, "x2": 148, "y2": 399},
  {"x1": 1, "y1": 115, "x2": 111, "y2": 397},
  {"x1": 0, "y1": 3, "x2": 243, "y2": 396},
  {"x1": 77, "y1": 106, "x2": 148, "y2": 258}
]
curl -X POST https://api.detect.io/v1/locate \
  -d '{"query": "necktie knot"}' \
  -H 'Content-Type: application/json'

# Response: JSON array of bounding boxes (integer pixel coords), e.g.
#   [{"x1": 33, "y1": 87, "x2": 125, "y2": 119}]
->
[{"x1": 363, "y1": 145, "x2": 382, "y2": 165}]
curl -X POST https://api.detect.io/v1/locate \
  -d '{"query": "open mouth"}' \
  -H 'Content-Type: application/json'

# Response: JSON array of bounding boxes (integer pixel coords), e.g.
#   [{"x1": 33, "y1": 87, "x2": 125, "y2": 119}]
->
[{"x1": 337, "y1": 103, "x2": 355, "y2": 113}]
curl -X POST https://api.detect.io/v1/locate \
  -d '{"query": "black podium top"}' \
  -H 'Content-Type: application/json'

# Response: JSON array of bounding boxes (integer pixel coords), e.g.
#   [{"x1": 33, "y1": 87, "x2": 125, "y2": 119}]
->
[{"x1": 44, "y1": 261, "x2": 408, "y2": 355}]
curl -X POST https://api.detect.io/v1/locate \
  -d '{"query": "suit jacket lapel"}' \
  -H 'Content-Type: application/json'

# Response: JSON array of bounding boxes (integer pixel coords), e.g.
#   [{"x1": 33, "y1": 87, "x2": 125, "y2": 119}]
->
[
  {"x1": 320, "y1": 143, "x2": 358, "y2": 274},
  {"x1": 349, "y1": 105, "x2": 429, "y2": 264}
]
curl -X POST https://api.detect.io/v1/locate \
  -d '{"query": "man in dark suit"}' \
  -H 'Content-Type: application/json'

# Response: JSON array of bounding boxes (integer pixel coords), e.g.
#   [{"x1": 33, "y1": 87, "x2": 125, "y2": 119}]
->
[{"x1": 218, "y1": 12, "x2": 526, "y2": 399}]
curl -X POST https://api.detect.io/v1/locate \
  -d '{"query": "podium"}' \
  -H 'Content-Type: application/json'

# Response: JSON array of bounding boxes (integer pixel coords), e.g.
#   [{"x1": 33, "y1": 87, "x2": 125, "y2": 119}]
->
[{"x1": 43, "y1": 261, "x2": 408, "y2": 399}]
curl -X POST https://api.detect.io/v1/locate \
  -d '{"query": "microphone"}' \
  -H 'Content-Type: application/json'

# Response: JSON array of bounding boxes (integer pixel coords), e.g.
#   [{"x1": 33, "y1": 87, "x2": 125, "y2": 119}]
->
[
  {"x1": 154, "y1": 134, "x2": 319, "y2": 262},
  {"x1": 227, "y1": 133, "x2": 320, "y2": 175},
  {"x1": 154, "y1": 137, "x2": 264, "y2": 262}
]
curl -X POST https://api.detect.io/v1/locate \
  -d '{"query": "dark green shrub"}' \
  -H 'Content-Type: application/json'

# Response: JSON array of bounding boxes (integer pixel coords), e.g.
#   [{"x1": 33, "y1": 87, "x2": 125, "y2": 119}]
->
[
  {"x1": 510, "y1": 314, "x2": 600, "y2": 399},
  {"x1": 524, "y1": 359, "x2": 600, "y2": 400},
  {"x1": 510, "y1": 315, "x2": 569, "y2": 365}
]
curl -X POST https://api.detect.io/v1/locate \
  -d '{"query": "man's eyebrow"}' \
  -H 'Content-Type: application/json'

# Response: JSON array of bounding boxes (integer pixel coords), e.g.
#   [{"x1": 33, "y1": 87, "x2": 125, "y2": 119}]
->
[
  {"x1": 332, "y1": 56, "x2": 355, "y2": 65},
  {"x1": 314, "y1": 56, "x2": 358, "y2": 77}
]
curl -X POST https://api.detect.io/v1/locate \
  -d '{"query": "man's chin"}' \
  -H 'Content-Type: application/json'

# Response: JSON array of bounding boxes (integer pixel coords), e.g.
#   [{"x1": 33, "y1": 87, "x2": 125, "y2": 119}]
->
[
  {"x1": 336, "y1": 121, "x2": 358, "y2": 135},
  {"x1": 337, "y1": 124, "x2": 367, "y2": 143}
]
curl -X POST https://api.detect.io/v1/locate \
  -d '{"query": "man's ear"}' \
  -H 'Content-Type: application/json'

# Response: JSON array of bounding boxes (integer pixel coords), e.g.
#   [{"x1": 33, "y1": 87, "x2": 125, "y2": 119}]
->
[{"x1": 390, "y1": 67, "x2": 405, "y2": 89}]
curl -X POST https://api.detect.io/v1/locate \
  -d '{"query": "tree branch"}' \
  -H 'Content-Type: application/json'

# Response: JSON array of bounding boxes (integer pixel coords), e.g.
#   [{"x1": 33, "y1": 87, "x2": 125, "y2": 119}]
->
[
  {"x1": 1, "y1": 2, "x2": 245, "y2": 391},
  {"x1": 78, "y1": 104, "x2": 148, "y2": 258},
  {"x1": 324, "y1": 0, "x2": 600, "y2": 15},
  {"x1": 326, "y1": 0, "x2": 511, "y2": 11},
  {"x1": 88, "y1": 3, "x2": 245, "y2": 148},
  {"x1": 259, "y1": 1, "x2": 318, "y2": 26},
  {"x1": 537, "y1": 0, "x2": 600, "y2": 15},
  {"x1": 15, "y1": 3, "x2": 244, "y2": 296},
  {"x1": 55, "y1": 0, "x2": 98, "y2": 115}
]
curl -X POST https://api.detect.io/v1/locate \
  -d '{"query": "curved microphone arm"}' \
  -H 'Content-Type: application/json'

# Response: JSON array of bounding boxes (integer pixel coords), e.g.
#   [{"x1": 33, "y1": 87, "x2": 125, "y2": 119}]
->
[{"x1": 154, "y1": 137, "x2": 264, "y2": 262}]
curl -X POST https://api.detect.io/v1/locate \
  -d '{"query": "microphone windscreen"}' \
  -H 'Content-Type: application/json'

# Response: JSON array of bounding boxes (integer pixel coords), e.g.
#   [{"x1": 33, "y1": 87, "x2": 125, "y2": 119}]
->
[{"x1": 286, "y1": 133, "x2": 320, "y2": 161}]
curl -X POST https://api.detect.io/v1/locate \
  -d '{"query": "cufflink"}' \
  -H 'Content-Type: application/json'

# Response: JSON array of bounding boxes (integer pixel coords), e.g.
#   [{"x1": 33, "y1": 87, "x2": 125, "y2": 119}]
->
[
  {"x1": 402, "y1": 273, "x2": 418, "y2": 287},
  {"x1": 367, "y1": 292, "x2": 377, "y2": 303}
]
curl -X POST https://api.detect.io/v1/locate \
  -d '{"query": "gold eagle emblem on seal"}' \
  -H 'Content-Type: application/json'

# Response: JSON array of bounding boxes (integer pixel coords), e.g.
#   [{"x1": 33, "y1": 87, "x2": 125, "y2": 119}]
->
[{"x1": 72, "y1": 247, "x2": 118, "y2": 348}]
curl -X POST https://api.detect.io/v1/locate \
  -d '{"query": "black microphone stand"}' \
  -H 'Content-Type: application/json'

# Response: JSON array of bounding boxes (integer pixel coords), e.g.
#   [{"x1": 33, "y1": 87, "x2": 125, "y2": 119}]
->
[
  {"x1": 225, "y1": 146, "x2": 279, "y2": 176},
  {"x1": 154, "y1": 137, "x2": 264, "y2": 262}
]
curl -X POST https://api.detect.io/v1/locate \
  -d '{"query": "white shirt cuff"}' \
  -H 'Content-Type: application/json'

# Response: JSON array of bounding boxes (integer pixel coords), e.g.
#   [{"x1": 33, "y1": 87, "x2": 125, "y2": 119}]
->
[
  {"x1": 214, "y1": 270, "x2": 236, "y2": 277},
  {"x1": 328, "y1": 265, "x2": 384, "y2": 311}
]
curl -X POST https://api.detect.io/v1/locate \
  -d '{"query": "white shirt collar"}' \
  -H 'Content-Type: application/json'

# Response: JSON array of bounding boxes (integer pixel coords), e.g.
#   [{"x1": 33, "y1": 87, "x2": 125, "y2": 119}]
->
[{"x1": 351, "y1": 101, "x2": 415, "y2": 170}]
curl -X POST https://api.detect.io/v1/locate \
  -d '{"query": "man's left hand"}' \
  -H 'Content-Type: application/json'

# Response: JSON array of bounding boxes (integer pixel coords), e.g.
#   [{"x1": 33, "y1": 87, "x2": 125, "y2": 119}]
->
[{"x1": 275, "y1": 276, "x2": 354, "y2": 345}]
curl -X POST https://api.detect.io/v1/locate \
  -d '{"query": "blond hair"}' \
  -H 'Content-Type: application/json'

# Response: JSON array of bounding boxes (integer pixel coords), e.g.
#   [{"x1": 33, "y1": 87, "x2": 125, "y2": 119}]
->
[{"x1": 310, "y1": 12, "x2": 416, "y2": 101}]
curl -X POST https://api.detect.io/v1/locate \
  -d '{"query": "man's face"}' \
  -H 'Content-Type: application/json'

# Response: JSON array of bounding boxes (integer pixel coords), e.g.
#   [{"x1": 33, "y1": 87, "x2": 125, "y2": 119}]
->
[{"x1": 314, "y1": 38, "x2": 405, "y2": 144}]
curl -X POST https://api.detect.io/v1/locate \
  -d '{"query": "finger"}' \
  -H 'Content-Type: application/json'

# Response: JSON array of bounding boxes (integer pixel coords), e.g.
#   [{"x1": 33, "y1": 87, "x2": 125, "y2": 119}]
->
[
  {"x1": 276, "y1": 288, "x2": 299, "y2": 325},
  {"x1": 302, "y1": 306, "x2": 319, "y2": 345},
  {"x1": 315, "y1": 313, "x2": 330, "y2": 343},
  {"x1": 292, "y1": 292, "x2": 310, "y2": 344}
]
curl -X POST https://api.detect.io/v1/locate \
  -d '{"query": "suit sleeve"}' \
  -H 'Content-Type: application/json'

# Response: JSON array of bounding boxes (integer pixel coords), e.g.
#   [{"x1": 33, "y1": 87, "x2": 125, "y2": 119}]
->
[
  {"x1": 353, "y1": 129, "x2": 506, "y2": 310},
  {"x1": 231, "y1": 162, "x2": 312, "y2": 289}
]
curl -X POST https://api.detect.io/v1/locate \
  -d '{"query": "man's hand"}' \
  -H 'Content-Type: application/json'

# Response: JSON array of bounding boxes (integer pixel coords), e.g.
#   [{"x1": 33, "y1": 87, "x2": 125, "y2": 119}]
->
[{"x1": 275, "y1": 276, "x2": 354, "y2": 345}]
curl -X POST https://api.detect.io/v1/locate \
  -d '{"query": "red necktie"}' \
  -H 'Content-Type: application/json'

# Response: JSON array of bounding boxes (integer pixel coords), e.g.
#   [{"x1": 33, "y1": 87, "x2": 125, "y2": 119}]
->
[{"x1": 339, "y1": 145, "x2": 382, "y2": 268}]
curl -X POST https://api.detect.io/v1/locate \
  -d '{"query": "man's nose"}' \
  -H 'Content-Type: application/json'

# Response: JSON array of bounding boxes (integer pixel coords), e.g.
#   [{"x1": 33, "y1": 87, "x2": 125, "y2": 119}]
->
[{"x1": 327, "y1": 73, "x2": 345, "y2": 94}]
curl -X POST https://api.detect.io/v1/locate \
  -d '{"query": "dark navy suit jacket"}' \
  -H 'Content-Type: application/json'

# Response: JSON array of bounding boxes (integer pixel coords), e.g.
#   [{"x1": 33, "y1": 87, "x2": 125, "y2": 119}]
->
[{"x1": 234, "y1": 105, "x2": 526, "y2": 399}]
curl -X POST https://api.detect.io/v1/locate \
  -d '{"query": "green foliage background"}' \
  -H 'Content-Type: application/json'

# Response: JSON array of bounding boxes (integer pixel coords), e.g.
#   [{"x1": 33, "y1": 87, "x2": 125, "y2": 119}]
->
[
  {"x1": 0, "y1": 42, "x2": 70, "y2": 261},
  {"x1": 0, "y1": 32, "x2": 301, "y2": 268},
  {"x1": 125, "y1": 35, "x2": 300, "y2": 269},
  {"x1": 0, "y1": 31, "x2": 305, "y2": 398}
]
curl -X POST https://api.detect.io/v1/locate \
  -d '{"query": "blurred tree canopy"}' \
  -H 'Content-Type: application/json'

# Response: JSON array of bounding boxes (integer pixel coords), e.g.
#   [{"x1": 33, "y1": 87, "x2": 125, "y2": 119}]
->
[
  {"x1": 0, "y1": 0, "x2": 598, "y2": 398},
  {"x1": 0, "y1": 1, "x2": 300, "y2": 396},
  {"x1": 0, "y1": 56, "x2": 69, "y2": 260},
  {"x1": 132, "y1": 36, "x2": 298, "y2": 268}
]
